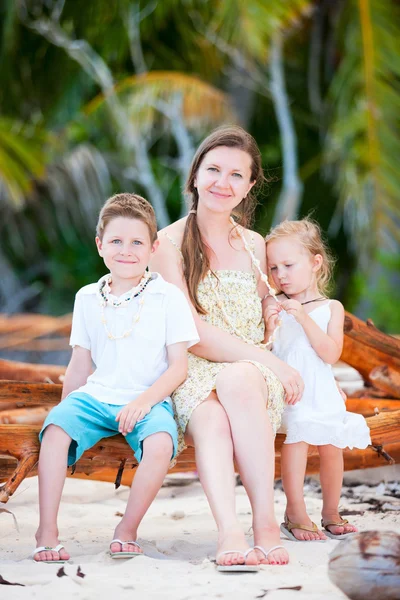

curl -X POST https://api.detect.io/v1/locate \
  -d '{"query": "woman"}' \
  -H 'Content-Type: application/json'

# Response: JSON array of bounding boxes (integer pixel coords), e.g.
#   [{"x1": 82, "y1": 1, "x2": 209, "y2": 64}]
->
[{"x1": 151, "y1": 126, "x2": 304, "y2": 570}]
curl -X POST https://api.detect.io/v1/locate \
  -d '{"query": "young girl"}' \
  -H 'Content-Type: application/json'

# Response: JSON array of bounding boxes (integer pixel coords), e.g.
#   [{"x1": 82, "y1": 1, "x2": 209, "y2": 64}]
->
[{"x1": 264, "y1": 218, "x2": 371, "y2": 542}]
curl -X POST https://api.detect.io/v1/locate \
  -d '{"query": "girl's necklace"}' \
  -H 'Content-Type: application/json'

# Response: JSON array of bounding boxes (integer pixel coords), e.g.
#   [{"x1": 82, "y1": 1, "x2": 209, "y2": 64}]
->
[
  {"x1": 98, "y1": 272, "x2": 154, "y2": 340},
  {"x1": 281, "y1": 291, "x2": 326, "y2": 305}
]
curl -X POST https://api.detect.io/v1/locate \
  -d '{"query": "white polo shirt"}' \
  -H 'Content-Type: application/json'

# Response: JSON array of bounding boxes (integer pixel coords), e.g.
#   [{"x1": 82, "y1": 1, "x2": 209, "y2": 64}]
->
[{"x1": 69, "y1": 273, "x2": 199, "y2": 406}]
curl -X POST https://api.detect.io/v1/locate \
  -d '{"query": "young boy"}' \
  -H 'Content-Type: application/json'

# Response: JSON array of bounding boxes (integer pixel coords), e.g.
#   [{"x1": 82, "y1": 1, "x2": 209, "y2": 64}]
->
[{"x1": 33, "y1": 193, "x2": 199, "y2": 563}]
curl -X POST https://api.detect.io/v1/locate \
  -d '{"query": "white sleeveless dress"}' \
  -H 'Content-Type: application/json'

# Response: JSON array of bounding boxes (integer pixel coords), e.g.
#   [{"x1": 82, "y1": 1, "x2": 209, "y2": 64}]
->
[{"x1": 272, "y1": 302, "x2": 371, "y2": 449}]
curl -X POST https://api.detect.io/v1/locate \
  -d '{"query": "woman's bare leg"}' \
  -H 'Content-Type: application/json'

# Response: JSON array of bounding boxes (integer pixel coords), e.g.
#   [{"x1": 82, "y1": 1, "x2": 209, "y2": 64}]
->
[
  {"x1": 319, "y1": 445, "x2": 357, "y2": 535},
  {"x1": 186, "y1": 395, "x2": 257, "y2": 567},
  {"x1": 215, "y1": 363, "x2": 288, "y2": 565},
  {"x1": 34, "y1": 425, "x2": 71, "y2": 562},
  {"x1": 281, "y1": 442, "x2": 326, "y2": 541}
]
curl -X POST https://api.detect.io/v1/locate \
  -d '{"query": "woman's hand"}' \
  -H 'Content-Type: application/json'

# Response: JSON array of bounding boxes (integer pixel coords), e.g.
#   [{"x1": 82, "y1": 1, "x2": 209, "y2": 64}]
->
[
  {"x1": 271, "y1": 359, "x2": 304, "y2": 405},
  {"x1": 116, "y1": 398, "x2": 152, "y2": 435}
]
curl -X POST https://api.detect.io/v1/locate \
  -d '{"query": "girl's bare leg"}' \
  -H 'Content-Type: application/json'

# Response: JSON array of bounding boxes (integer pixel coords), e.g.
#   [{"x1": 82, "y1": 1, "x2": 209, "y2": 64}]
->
[
  {"x1": 215, "y1": 363, "x2": 288, "y2": 564},
  {"x1": 34, "y1": 424, "x2": 71, "y2": 562},
  {"x1": 110, "y1": 432, "x2": 173, "y2": 555},
  {"x1": 281, "y1": 441, "x2": 326, "y2": 541},
  {"x1": 186, "y1": 396, "x2": 258, "y2": 568},
  {"x1": 319, "y1": 444, "x2": 357, "y2": 535}
]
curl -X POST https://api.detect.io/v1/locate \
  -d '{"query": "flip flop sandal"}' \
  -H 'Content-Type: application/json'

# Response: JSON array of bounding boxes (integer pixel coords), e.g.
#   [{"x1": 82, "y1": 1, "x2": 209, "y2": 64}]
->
[
  {"x1": 321, "y1": 518, "x2": 356, "y2": 539},
  {"x1": 253, "y1": 545, "x2": 287, "y2": 565},
  {"x1": 280, "y1": 514, "x2": 326, "y2": 542},
  {"x1": 31, "y1": 544, "x2": 68, "y2": 563},
  {"x1": 109, "y1": 538, "x2": 143, "y2": 558},
  {"x1": 216, "y1": 548, "x2": 259, "y2": 572}
]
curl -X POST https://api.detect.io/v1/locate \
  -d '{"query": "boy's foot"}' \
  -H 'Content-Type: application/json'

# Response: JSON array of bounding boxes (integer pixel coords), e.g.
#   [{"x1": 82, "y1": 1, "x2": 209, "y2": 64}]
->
[
  {"x1": 216, "y1": 529, "x2": 258, "y2": 568},
  {"x1": 281, "y1": 512, "x2": 327, "y2": 542},
  {"x1": 33, "y1": 533, "x2": 70, "y2": 562},
  {"x1": 253, "y1": 525, "x2": 289, "y2": 564},
  {"x1": 321, "y1": 513, "x2": 357, "y2": 538},
  {"x1": 110, "y1": 525, "x2": 144, "y2": 557}
]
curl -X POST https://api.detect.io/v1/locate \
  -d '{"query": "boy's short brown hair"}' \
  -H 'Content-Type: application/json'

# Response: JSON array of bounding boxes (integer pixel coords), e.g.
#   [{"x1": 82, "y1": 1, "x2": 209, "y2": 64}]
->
[{"x1": 96, "y1": 193, "x2": 157, "y2": 243}]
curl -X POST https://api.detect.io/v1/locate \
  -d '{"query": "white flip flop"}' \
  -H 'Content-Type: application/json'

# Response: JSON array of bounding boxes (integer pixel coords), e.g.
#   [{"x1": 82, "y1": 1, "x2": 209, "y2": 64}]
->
[
  {"x1": 216, "y1": 548, "x2": 259, "y2": 572},
  {"x1": 109, "y1": 538, "x2": 143, "y2": 559},
  {"x1": 31, "y1": 544, "x2": 68, "y2": 564},
  {"x1": 254, "y1": 544, "x2": 288, "y2": 564}
]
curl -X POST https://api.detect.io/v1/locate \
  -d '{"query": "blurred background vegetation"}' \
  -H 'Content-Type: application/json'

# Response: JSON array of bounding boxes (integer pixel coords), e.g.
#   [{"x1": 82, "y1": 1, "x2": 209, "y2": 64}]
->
[{"x1": 0, "y1": 0, "x2": 399, "y2": 331}]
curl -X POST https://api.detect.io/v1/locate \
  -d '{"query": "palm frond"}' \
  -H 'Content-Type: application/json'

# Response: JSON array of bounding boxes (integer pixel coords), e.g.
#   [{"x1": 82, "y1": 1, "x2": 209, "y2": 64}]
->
[
  {"x1": 85, "y1": 71, "x2": 234, "y2": 133},
  {"x1": 323, "y1": 0, "x2": 400, "y2": 260},
  {"x1": 0, "y1": 118, "x2": 47, "y2": 208}
]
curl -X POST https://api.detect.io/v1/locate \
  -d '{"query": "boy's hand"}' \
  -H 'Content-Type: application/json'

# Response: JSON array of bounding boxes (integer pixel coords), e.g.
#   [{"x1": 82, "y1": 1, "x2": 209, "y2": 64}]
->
[
  {"x1": 281, "y1": 299, "x2": 306, "y2": 325},
  {"x1": 263, "y1": 303, "x2": 282, "y2": 332},
  {"x1": 116, "y1": 398, "x2": 152, "y2": 436}
]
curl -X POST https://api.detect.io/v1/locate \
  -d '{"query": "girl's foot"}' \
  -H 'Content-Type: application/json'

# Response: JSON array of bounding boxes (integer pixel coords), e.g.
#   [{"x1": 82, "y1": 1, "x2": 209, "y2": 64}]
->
[
  {"x1": 282, "y1": 511, "x2": 327, "y2": 542},
  {"x1": 321, "y1": 512, "x2": 357, "y2": 537},
  {"x1": 253, "y1": 525, "x2": 289, "y2": 565},
  {"x1": 110, "y1": 524, "x2": 144, "y2": 556},
  {"x1": 34, "y1": 529, "x2": 70, "y2": 562},
  {"x1": 216, "y1": 528, "x2": 258, "y2": 567}
]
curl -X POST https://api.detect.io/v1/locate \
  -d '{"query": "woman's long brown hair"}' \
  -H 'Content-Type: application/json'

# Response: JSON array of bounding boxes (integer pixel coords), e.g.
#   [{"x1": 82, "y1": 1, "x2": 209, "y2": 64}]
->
[{"x1": 182, "y1": 126, "x2": 266, "y2": 314}]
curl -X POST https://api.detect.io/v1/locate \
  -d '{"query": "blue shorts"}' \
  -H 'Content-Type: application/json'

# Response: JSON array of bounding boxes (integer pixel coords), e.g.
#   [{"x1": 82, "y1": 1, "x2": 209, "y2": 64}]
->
[{"x1": 39, "y1": 392, "x2": 178, "y2": 466}]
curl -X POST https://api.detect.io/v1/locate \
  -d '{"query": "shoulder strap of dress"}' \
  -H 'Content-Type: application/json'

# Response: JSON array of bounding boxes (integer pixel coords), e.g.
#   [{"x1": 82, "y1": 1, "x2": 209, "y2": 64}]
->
[{"x1": 164, "y1": 232, "x2": 184, "y2": 260}]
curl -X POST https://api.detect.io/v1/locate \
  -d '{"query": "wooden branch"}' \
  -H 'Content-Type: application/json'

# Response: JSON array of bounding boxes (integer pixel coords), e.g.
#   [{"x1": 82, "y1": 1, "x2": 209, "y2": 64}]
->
[
  {"x1": 1, "y1": 410, "x2": 398, "y2": 503},
  {"x1": 0, "y1": 381, "x2": 62, "y2": 407},
  {"x1": 0, "y1": 407, "x2": 50, "y2": 424},
  {"x1": 0, "y1": 314, "x2": 72, "y2": 350},
  {"x1": 369, "y1": 365, "x2": 400, "y2": 398},
  {"x1": 0, "y1": 359, "x2": 65, "y2": 383}
]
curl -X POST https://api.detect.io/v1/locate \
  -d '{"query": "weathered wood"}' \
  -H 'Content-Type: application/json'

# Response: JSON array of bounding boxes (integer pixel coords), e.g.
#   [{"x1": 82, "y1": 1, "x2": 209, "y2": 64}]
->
[
  {"x1": 369, "y1": 365, "x2": 400, "y2": 398},
  {"x1": 0, "y1": 407, "x2": 51, "y2": 424},
  {"x1": 0, "y1": 410, "x2": 398, "y2": 503},
  {"x1": 0, "y1": 381, "x2": 62, "y2": 407},
  {"x1": 343, "y1": 312, "x2": 400, "y2": 360},
  {"x1": 0, "y1": 359, "x2": 65, "y2": 383},
  {"x1": 0, "y1": 314, "x2": 72, "y2": 350},
  {"x1": 346, "y1": 398, "x2": 400, "y2": 416}
]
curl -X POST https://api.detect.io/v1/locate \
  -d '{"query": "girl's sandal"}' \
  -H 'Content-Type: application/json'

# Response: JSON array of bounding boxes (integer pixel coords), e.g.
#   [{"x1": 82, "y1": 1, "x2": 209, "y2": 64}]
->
[
  {"x1": 321, "y1": 518, "x2": 356, "y2": 539},
  {"x1": 280, "y1": 514, "x2": 326, "y2": 542}
]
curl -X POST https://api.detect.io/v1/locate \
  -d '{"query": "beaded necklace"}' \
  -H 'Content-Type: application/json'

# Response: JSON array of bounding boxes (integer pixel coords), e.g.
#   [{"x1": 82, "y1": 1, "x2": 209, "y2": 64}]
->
[{"x1": 98, "y1": 272, "x2": 154, "y2": 340}]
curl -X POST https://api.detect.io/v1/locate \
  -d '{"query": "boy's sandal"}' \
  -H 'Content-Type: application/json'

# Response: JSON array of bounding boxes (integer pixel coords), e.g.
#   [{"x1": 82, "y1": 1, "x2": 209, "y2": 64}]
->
[
  {"x1": 215, "y1": 548, "x2": 259, "y2": 572},
  {"x1": 321, "y1": 518, "x2": 356, "y2": 539},
  {"x1": 109, "y1": 538, "x2": 143, "y2": 559},
  {"x1": 32, "y1": 544, "x2": 68, "y2": 563},
  {"x1": 253, "y1": 545, "x2": 287, "y2": 565},
  {"x1": 280, "y1": 515, "x2": 326, "y2": 542}
]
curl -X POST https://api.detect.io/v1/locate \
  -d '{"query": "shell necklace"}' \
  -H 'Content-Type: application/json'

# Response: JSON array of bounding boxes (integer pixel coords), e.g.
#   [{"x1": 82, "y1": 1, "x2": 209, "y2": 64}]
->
[
  {"x1": 206, "y1": 218, "x2": 281, "y2": 348},
  {"x1": 98, "y1": 272, "x2": 153, "y2": 340}
]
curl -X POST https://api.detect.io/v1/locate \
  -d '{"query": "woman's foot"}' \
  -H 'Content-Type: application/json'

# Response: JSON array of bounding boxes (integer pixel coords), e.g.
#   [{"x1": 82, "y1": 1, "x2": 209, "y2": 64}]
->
[
  {"x1": 253, "y1": 524, "x2": 289, "y2": 565},
  {"x1": 110, "y1": 523, "x2": 144, "y2": 556},
  {"x1": 216, "y1": 528, "x2": 258, "y2": 567},
  {"x1": 34, "y1": 528, "x2": 70, "y2": 562},
  {"x1": 321, "y1": 512, "x2": 357, "y2": 536},
  {"x1": 282, "y1": 510, "x2": 327, "y2": 542}
]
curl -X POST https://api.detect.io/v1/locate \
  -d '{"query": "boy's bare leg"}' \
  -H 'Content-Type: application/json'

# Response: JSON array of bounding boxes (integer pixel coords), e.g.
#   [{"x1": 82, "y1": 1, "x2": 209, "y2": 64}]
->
[
  {"x1": 34, "y1": 424, "x2": 71, "y2": 562},
  {"x1": 281, "y1": 441, "x2": 326, "y2": 541},
  {"x1": 110, "y1": 432, "x2": 173, "y2": 555},
  {"x1": 319, "y1": 445, "x2": 357, "y2": 535}
]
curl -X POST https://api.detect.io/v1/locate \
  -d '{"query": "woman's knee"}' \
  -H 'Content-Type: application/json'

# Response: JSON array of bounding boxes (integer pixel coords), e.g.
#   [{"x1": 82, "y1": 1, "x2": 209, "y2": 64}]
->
[
  {"x1": 216, "y1": 363, "x2": 267, "y2": 407},
  {"x1": 188, "y1": 399, "x2": 232, "y2": 443}
]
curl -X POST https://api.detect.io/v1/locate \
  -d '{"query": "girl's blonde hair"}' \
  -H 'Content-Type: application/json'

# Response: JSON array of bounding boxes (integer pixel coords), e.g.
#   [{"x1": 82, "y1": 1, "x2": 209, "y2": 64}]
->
[{"x1": 265, "y1": 218, "x2": 335, "y2": 296}]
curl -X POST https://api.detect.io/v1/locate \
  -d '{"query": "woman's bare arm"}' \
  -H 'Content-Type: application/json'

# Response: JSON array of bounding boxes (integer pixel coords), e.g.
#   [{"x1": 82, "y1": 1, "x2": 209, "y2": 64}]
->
[{"x1": 151, "y1": 230, "x2": 304, "y2": 404}]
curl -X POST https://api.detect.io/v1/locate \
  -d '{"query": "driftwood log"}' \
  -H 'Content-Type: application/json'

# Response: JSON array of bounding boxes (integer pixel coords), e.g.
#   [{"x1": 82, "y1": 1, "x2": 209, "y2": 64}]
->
[
  {"x1": 0, "y1": 408, "x2": 399, "y2": 503},
  {"x1": 0, "y1": 359, "x2": 65, "y2": 383}
]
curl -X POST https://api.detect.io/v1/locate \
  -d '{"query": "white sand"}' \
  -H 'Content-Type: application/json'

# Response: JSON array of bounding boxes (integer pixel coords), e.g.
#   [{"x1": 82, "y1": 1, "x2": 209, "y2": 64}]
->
[{"x1": 1, "y1": 472, "x2": 399, "y2": 600}]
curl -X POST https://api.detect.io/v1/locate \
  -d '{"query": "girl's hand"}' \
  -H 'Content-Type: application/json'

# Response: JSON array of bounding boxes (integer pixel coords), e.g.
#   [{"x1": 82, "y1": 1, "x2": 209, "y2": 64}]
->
[
  {"x1": 281, "y1": 299, "x2": 306, "y2": 325},
  {"x1": 272, "y1": 360, "x2": 304, "y2": 405},
  {"x1": 116, "y1": 399, "x2": 152, "y2": 435},
  {"x1": 263, "y1": 303, "x2": 282, "y2": 332}
]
